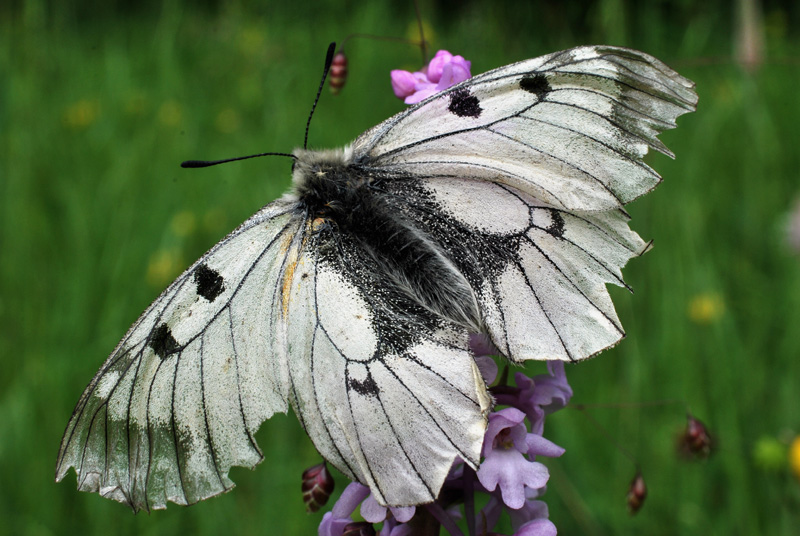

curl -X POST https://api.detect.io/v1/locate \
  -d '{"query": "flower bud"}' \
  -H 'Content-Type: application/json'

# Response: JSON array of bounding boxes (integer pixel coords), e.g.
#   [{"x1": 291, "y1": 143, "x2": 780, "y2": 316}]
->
[
  {"x1": 301, "y1": 462, "x2": 335, "y2": 513},
  {"x1": 679, "y1": 414, "x2": 713, "y2": 459},
  {"x1": 329, "y1": 52, "x2": 348, "y2": 95},
  {"x1": 626, "y1": 471, "x2": 647, "y2": 514}
]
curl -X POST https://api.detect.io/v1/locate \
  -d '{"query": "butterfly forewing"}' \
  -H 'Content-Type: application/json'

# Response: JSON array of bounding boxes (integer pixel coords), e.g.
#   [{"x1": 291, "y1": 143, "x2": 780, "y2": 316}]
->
[{"x1": 352, "y1": 46, "x2": 697, "y2": 212}]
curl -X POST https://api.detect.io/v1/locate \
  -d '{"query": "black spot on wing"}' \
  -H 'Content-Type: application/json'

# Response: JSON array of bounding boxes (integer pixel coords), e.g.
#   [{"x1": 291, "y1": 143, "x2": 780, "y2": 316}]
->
[
  {"x1": 150, "y1": 323, "x2": 179, "y2": 359},
  {"x1": 348, "y1": 371, "x2": 379, "y2": 397},
  {"x1": 520, "y1": 73, "x2": 551, "y2": 100},
  {"x1": 194, "y1": 263, "x2": 224, "y2": 302},
  {"x1": 448, "y1": 88, "x2": 482, "y2": 118},
  {"x1": 547, "y1": 210, "x2": 565, "y2": 237}
]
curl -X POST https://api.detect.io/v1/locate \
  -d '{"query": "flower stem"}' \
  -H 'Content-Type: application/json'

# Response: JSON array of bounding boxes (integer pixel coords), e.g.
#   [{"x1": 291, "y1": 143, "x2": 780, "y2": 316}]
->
[
  {"x1": 463, "y1": 466, "x2": 476, "y2": 536},
  {"x1": 425, "y1": 503, "x2": 465, "y2": 536},
  {"x1": 406, "y1": 506, "x2": 442, "y2": 536}
]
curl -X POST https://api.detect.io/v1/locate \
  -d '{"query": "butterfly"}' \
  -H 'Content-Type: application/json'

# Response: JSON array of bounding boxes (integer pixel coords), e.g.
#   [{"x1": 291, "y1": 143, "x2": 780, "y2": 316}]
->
[{"x1": 56, "y1": 45, "x2": 696, "y2": 511}]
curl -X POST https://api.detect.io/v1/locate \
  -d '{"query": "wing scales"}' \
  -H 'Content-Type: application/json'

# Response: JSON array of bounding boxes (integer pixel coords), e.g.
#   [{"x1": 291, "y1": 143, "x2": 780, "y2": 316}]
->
[
  {"x1": 378, "y1": 177, "x2": 648, "y2": 363},
  {"x1": 56, "y1": 201, "x2": 302, "y2": 511},
  {"x1": 282, "y1": 227, "x2": 490, "y2": 507},
  {"x1": 352, "y1": 45, "x2": 697, "y2": 212}
]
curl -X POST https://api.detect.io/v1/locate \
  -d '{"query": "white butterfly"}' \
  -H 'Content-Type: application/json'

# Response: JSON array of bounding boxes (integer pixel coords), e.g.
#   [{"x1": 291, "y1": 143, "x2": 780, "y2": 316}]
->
[{"x1": 56, "y1": 45, "x2": 696, "y2": 511}]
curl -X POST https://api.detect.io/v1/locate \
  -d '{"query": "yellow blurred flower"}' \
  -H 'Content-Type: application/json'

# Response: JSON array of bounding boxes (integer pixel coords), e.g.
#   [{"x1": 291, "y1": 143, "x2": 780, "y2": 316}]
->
[
  {"x1": 688, "y1": 292, "x2": 724, "y2": 324},
  {"x1": 215, "y1": 108, "x2": 241, "y2": 133},
  {"x1": 158, "y1": 100, "x2": 182, "y2": 127},
  {"x1": 170, "y1": 210, "x2": 197, "y2": 237},
  {"x1": 63, "y1": 99, "x2": 100, "y2": 129},
  {"x1": 146, "y1": 248, "x2": 184, "y2": 288},
  {"x1": 790, "y1": 436, "x2": 800, "y2": 480}
]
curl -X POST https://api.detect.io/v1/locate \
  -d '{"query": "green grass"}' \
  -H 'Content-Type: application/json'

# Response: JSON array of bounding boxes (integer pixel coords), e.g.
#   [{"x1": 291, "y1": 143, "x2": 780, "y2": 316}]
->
[{"x1": 2, "y1": 1, "x2": 800, "y2": 535}]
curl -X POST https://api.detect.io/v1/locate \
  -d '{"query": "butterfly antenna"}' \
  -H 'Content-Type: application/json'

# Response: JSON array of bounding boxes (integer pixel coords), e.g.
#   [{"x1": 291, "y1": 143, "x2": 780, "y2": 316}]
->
[
  {"x1": 304, "y1": 42, "x2": 337, "y2": 150},
  {"x1": 181, "y1": 152, "x2": 296, "y2": 168}
]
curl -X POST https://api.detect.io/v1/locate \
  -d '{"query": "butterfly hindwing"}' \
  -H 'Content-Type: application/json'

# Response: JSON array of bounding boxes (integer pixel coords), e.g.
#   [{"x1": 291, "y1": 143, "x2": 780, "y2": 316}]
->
[
  {"x1": 281, "y1": 221, "x2": 491, "y2": 506},
  {"x1": 352, "y1": 45, "x2": 697, "y2": 212},
  {"x1": 55, "y1": 201, "x2": 301, "y2": 511},
  {"x1": 376, "y1": 175, "x2": 648, "y2": 362}
]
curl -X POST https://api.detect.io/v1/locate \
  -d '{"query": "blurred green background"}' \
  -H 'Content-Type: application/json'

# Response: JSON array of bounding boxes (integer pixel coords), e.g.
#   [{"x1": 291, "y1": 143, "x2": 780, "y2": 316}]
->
[{"x1": 2, "y1": 0, "x2": 800, "y2": 534}]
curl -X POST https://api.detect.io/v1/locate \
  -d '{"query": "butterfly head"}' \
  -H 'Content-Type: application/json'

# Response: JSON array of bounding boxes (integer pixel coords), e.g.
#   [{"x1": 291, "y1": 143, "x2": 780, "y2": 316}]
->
[{"x1": 291, "y1": 147, "x2": 373, "y2": 223}]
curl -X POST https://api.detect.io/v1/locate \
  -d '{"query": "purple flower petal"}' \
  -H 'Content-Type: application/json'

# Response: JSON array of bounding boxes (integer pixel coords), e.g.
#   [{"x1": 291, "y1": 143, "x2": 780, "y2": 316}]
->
[
  {"x1": 451, "y1": 55, "x2": 471, "y2": 76},
  {"x1": 319, "y1": 512, "x2": 353, "y2": 536},
  {"x1": 474, "y1": 354, "x2": 498, "y2": 384},
  {"x1": 380, "y1": 518, "x2": 413, "y2": 536},
  {"x1": 469, "y1": 333, "x2": 499, "y2": 357},
  {"x1": 403, "y1": 84, "x2": 437, "y2": 104},
  {"x1": 482, "y1": 408, "x2": 529, "y2": 456},
  {"x1": 392, "y1": 50, "x2": 474, "y2": 104},
  {"x1": 425, "y1": 50, "x2": 454, "y2": 83},
  {"x1": 509, "y1": 497, "x2": 549, "y2": 530},
  {"x1": 360, "y1": 494, "x2": 415, "y2": 524},
  {"x1": 390, "y1": 69, "x2": 418, "y2": 98},
  {"x1": 360, "y1": 494, "x2": 387, "y2": 523},
  {"x1": 512, "y1": 365, "x2": 572, "y2": 433},
  {"x1": 390, "y1": 506, "x2": 416, "y2": 523},
  {"x1": 525, "y1": 434, "x2": 565, "y2": 459},
  {"x1": 477, "y1": 449, "x2": 550, "y2": 509},
  {"x1": 514, "y1": 518, "x2": 558, "y2": 536},
  {"x1": 435, "y1": 57, "x2": 472, "y2": 90},
  {"x1": 332, "y1": 482, "x2": 371, "y2": 518},
  {"x1": 531, "y1": 362, "x2": 573, "y2": 414},
  {"x1": 512, "y1": 373, "x2": 544, "y2": 429}
]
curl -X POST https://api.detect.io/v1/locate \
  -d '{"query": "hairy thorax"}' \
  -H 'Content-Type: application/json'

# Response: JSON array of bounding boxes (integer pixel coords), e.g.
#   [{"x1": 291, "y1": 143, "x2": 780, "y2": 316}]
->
[{"x1": 290, "y1": 148, "x2": 481, "y2": 331}]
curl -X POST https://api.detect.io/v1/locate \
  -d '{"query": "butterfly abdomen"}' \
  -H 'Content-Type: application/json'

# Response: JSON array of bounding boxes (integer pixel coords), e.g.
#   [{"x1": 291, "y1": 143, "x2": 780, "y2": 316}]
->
[{"x1": 292, "y1": 149, "x2": 481, "y2": 331}]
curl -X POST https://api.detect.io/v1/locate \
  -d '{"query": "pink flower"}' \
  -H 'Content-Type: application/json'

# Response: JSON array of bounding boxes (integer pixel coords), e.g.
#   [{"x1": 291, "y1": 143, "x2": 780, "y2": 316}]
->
[
  {"x1": 390, "y1": 50, "x2": 472, "y2": 105},
  {"x1": 389, "y1": 69, "x2": 423, "y2": 99}
]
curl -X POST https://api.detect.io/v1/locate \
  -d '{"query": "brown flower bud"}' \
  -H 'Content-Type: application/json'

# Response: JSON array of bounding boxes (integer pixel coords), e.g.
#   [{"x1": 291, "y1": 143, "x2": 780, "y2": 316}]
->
[
  {"x1": 679, "y1": 414, "x2": 713, "y2": 459},
  {"x1": 626, "y1": 471, "x2": 647, "y2": 514},
  {"x1": 329, "y1": 52, "x2": 348, "y2": 95},
  {"x1": 301, "y1": 462, "x2": 335, "y2": 513}
]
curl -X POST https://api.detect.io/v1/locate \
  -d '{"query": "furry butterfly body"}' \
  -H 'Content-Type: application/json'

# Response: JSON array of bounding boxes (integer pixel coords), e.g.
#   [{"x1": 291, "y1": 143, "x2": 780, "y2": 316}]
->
[{"x1": 57, "y1": 45, "x2": 696, "y2": 511}]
